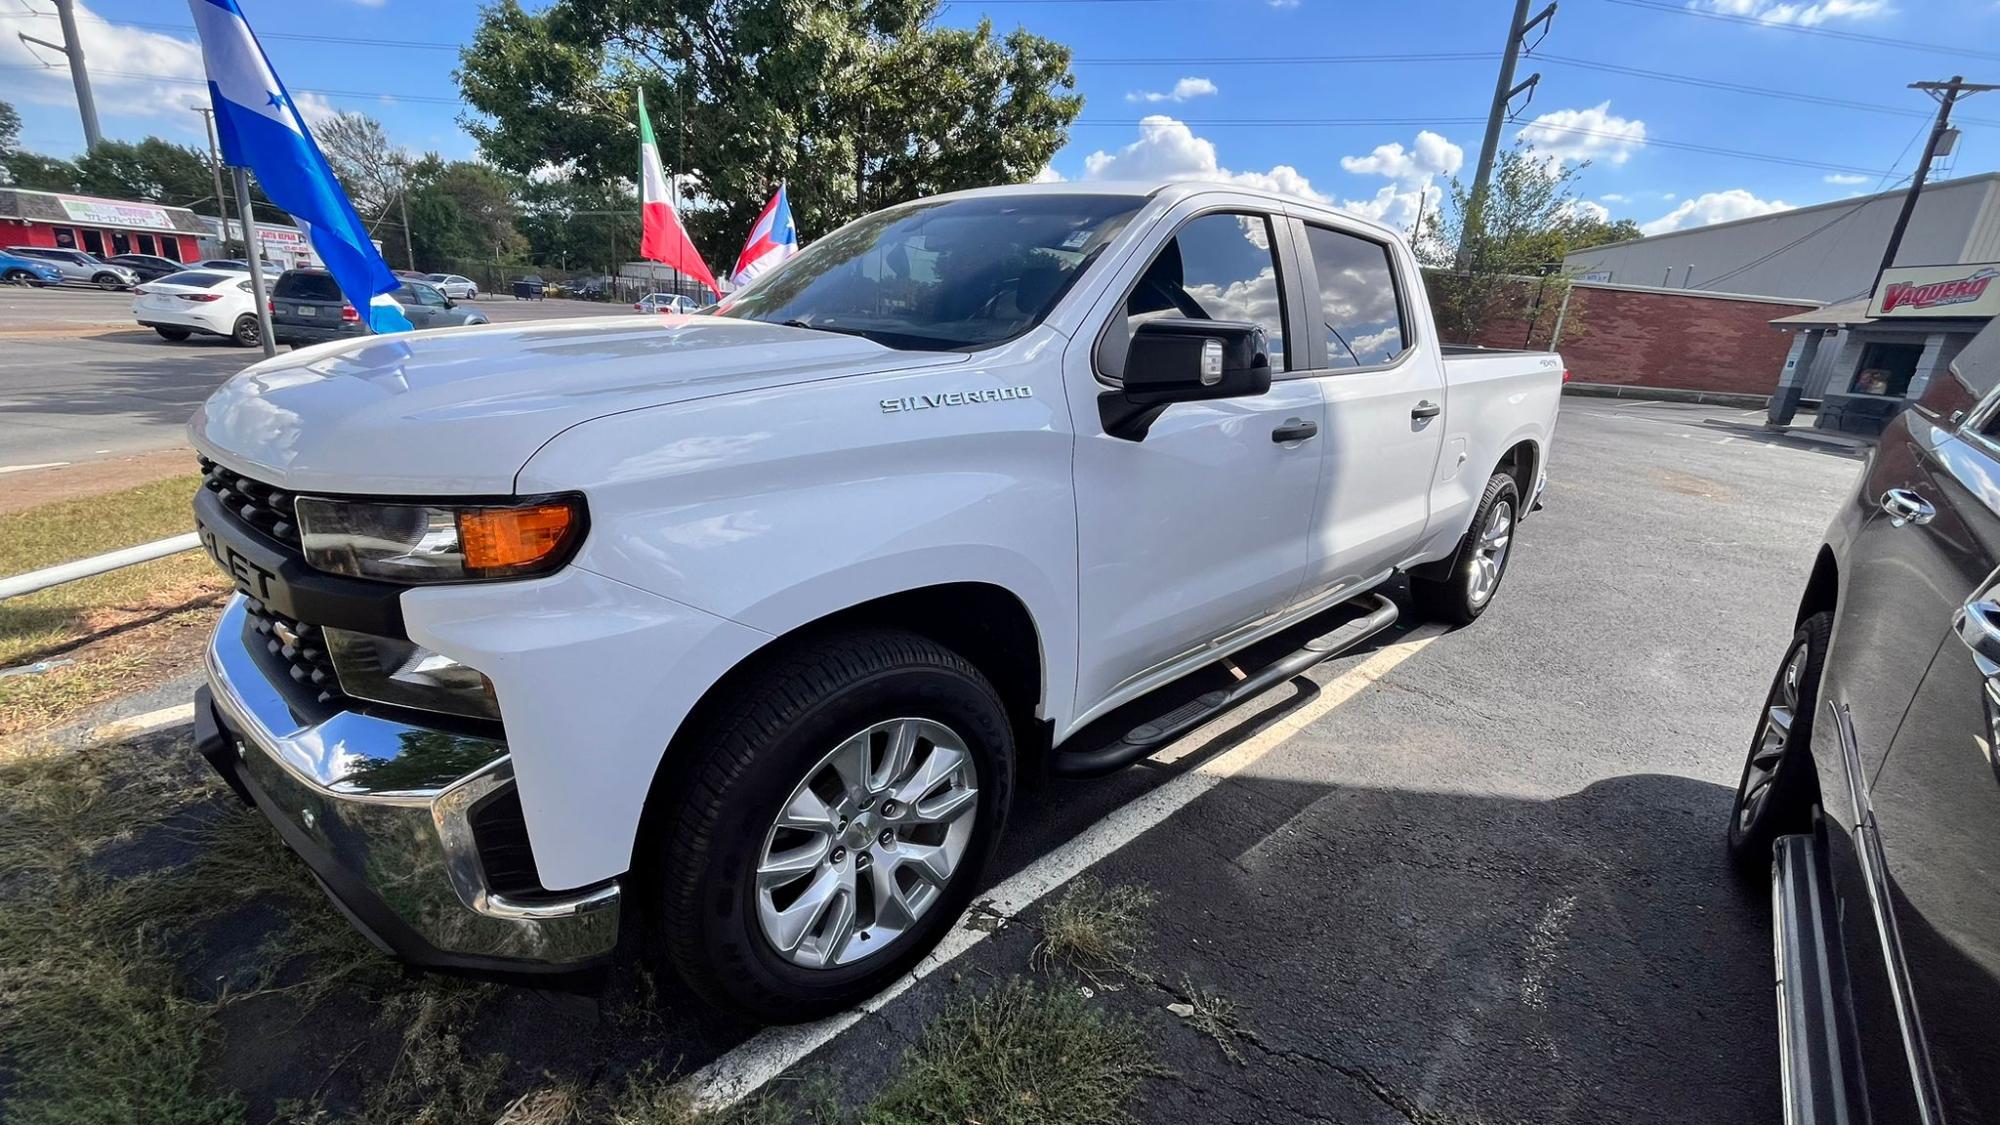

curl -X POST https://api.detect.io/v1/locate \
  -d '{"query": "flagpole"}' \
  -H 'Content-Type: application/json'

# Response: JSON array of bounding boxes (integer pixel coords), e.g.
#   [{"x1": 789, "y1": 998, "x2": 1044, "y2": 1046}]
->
[{"x1": 232, "y1": 165, "x2": 277, "y2": 358}]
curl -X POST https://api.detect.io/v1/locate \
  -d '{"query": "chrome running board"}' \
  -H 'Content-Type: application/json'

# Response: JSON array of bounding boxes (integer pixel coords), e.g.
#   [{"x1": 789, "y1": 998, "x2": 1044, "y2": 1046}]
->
[{"x1": 1772, "y1": 833, "x2": 1857, "y2": 1125}]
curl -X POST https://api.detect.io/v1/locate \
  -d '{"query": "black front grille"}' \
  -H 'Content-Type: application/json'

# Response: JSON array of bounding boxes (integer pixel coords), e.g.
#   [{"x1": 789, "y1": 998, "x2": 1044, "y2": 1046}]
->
[
  {"x1": 468, "y1": 788, "x2": 544, "y2": 898},
  {"x1": 200, "y1": 457, "x2": 300, "y2": 548},
  {"x1": 242, "y1": 600, "x2": 346, "y2": 707}
]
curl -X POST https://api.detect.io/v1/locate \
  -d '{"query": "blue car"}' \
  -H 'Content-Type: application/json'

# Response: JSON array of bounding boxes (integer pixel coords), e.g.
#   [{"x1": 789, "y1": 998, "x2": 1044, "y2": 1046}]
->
[{"x1": 0, "y1": 250, "x2": 62, "y2": 287}]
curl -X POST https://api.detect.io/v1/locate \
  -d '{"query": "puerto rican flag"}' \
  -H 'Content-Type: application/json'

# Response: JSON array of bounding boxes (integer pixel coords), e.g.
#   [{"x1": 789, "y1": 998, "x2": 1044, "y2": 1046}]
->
[{"x1": 730, "y1": 185, "x2": 799, "y2": 289}]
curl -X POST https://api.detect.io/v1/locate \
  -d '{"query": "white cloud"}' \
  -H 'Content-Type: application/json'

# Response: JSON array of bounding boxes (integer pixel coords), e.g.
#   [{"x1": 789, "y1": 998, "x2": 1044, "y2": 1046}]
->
[
  {"x1": 0, "y1": 1, "x2": 208, "y2": 124},
  {"x1": 1640, "y1": 189, "x2": 1792, "y2": 235},
  {"x1": 1562, "y1": 199, "x2": 1612, "y2": 224},
  {"x1": 1338, "y1": 130, "x2": 1463, "y2": 182},
  {"x1": 1031, "y1": 165, "x2": 1066, "y2": 184},
  {"x1": 1823, "y1": 172, "x2": 1869, "y2": 185},
  {"x1": 1125, "y1": 77, "x2": 1218, "y2": 104},
  {"x1": 1694, "y1": 0, "x2": 1891, "y2": 25},
  {"x1": 1334, "y1": 129, "x2": 1464, "y2": 236},
  {"x1": 1269, "y1": 0, "x2": 1301, "y2": 7},
  {"x1": 1517, "y1": 102, "x2": 1647, "y2": 166},
  {"x1": 1600, "y1": 192, "x2": 1628, "y2": 203},
  {"x1": 1663, "y1": 192, "x2": 1677, "y2": 200},
  {"x1": 1081, "y1": 115, "x2": 1329, "y2": 202}
]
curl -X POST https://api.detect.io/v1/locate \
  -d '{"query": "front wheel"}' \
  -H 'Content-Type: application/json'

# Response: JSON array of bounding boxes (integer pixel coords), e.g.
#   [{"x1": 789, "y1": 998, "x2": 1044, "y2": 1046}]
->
[
  {"x1": 1413, "y1": 472, "x2": 1520, "y2": 625},
  {"x1": 1727, "y1": 612, "x2": 1831, "y2": 873},
  {"x1": 154, "y1": 326, "x2": 191, "y2": 342},
  {"x1": 649, "y1": 629, "x2": 1013, "y2": 1022},
  {"x1": 93, "y1": 273, "x2": 125, "y2": 291},
  {"x1": 3, "y1": 268, "x2": 32, "y2": 285}
]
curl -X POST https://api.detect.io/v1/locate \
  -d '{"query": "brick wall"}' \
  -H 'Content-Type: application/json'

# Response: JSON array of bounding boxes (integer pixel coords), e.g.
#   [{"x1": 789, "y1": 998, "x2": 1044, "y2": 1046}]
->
[{"x1": 1461, "y1": 281, "x2": 1819, "y2": 397}]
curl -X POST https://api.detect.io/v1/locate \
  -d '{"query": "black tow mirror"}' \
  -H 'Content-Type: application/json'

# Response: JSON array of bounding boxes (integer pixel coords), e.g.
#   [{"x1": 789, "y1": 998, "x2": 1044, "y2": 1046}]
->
[{"x1": 1101, "y1": 317, "x2": 1273, "y2": 440}]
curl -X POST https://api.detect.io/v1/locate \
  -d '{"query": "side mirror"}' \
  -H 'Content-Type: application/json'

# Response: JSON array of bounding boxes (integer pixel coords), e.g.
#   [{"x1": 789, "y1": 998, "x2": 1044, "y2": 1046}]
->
[{"x1": 1101, "y1": 317, "x2": 1273, "y2": 441}]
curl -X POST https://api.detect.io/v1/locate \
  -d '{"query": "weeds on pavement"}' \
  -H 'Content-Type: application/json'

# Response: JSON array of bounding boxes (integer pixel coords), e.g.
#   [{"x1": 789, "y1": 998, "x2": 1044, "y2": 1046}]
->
[{"x1": 1030, "y1": 877, "x2": 1156, "y2": 987}]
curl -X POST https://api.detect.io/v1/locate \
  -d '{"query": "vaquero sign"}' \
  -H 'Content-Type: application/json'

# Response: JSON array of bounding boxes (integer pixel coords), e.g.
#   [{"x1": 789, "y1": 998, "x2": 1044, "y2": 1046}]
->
[
  {"x1": 57, "y1": 196, "x2": 175, "y2": 231},
  {"x1": 1870, "y1": 263, "x2": 2000, "y2": 319}
]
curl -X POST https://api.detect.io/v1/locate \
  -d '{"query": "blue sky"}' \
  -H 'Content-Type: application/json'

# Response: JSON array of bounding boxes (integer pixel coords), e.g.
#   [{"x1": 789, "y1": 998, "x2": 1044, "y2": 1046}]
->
[{"x1": 4, "y1": 0, "x2": 1998, "y2": 238}]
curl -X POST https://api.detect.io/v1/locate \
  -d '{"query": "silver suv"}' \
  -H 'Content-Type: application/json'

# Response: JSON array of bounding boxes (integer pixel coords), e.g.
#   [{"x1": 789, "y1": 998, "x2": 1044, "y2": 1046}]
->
[{"x1": 4, "y1": 247, "x2": 139, "y2": 290}]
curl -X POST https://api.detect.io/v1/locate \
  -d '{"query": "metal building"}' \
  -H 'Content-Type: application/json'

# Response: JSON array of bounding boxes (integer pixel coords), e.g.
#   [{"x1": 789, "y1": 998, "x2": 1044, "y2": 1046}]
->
[{"x1": 1561, "y1": 172, "x2": 2000, "y2": 303}]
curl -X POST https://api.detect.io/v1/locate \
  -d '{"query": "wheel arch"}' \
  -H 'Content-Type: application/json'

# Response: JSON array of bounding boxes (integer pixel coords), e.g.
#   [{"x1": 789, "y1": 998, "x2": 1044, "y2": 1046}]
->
[
  {"x1": 1494, "y1": 437, "x2": 1540, "y2": 505},
  {"x1": 632, "y1": 581, "x2": 1049, "y2": 863},
  {"x1": 1798, "y1": 546, "x2": 1840, "y2": 625}
]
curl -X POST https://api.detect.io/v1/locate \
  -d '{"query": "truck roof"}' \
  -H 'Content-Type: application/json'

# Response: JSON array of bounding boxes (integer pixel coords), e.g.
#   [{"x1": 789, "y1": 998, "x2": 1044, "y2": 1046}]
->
[{"x1": 927, "y1": 179, "x2": 1402, "y2": 242}]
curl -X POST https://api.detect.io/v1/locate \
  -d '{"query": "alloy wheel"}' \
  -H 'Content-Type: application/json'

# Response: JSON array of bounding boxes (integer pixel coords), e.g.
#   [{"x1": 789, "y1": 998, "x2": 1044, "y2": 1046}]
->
[
  {"x1": 754, "y1": 717, "x2": 979, "y2": 969},
  {"x1": 1467, "y1": 498, "x2": 1515, "y2": 607},
  {"x1": 1738, "y1": 641, "x2": 1806, "y2": 835}
]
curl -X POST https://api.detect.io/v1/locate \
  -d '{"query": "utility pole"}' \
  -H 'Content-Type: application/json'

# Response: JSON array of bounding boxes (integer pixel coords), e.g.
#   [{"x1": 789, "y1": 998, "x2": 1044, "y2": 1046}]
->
[
  {"x1": 18, "y1": 0, "x2": 102, "y2": 149},
  {"x1": 1457, "y1": 0, "x2": 1555, "y2": 266},
  {"x1": 1875, "y1": 75, "x2": 1999, "y2": 287},
  {"x1": 193, "y1": 105, "x2": 231, "y2": 254}
]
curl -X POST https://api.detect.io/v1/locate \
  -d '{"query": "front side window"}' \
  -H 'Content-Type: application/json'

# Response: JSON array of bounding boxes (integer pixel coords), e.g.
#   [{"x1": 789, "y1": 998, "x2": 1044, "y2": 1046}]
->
[
  {"x1": 1125, "y1": 212, "x2": 1287, "y2": 369},
  {"x1": 1304, "y1": 224, "x2": 1407, "y2": 369},
  {"x1": 718, "y1": 193, "x2": 1143, "y2": 351}
]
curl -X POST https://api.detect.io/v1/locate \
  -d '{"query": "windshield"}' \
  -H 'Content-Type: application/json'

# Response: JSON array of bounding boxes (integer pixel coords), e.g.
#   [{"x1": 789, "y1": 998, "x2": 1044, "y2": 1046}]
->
[{"x1": 716, "y1": 193, "x2": 1143, "y2": 351}]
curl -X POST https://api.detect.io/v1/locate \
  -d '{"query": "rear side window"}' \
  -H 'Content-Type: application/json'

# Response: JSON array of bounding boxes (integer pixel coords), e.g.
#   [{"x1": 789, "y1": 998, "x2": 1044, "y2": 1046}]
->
[
  {"x1": 1125, "y1": 212, "x2": 1288, "y2": 370},
  {"x1": 157, "y1": 271, "x2": 229, "y2": 287},
  {"x1": 275, "y1": 273, "x2": 343, "y2": 301},
  {"x1": 1303, "y1": 224, "x2": 1408, "y2": 369}
]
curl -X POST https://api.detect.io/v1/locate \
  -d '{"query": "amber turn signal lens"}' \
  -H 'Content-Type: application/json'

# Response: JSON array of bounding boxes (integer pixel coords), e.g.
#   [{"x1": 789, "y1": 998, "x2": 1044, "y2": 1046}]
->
[{"x1": 457, "y1": 503, "x2": 577, "y2": 572}]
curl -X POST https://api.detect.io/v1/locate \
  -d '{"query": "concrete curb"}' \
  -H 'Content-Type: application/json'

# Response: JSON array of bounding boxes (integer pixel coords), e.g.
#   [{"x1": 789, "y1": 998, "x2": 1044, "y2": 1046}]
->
[{"x1": 1563, "y1": 382, "x2": 1770, "y2": 410}]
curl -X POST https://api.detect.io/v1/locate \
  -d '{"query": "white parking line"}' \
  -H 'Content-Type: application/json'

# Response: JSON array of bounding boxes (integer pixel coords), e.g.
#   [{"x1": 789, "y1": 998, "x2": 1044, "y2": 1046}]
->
[
  {"x1": 0, "y1": 461, "x2": 69, "y2": 474},
  {"x1": 685, "y1": 627, "x2": 1443, "y2": 1111},
  {"x1": 91, "y1": 702, "x2": 196, "y2": 742}
]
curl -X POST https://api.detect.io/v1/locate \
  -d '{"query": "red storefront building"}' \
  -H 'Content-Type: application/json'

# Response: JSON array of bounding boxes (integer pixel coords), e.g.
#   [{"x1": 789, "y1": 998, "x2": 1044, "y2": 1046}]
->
[{"x1": 0, "y1": 187, "x2": 209, "y2": 262}]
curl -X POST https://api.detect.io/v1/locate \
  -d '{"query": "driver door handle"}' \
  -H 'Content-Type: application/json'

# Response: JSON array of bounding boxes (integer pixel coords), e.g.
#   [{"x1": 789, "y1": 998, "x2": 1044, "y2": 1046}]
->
[
  {"x1": 1272, "y1": 419, "x2": 1319, "y2": 444},
  {"x1": 1880, "y1": 488, "x2": 1935, "y2": 527},
  {"x1": 1411, "y1": 400, "x2": 1442, "y2": 420}
]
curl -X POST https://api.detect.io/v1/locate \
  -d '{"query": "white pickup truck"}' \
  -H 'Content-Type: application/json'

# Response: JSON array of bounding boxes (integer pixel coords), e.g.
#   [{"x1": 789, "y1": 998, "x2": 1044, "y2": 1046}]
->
[{"x1": 189, "y1": 181, "x2": 1562, "y2": 1020}]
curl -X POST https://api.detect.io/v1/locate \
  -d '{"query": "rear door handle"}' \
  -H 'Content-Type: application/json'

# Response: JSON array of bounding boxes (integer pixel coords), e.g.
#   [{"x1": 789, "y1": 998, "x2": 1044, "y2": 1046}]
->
[
  {"x1": 1879, "y1": 488, "x2": 1935, "y2": 527},
  {"x1": 1411, "y1": 400, "x2": 1442, "y2": 420},
  {"x1": 1955, "y1": 599, "x2": 2000, "y2": 675},
  {"x1": 1272, "y1": 419, "x2": 1319, "y2": 443}
]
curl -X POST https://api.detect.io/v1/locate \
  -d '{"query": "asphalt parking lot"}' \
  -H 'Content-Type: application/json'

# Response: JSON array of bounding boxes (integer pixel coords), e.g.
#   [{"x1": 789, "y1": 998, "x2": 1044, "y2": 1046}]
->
[
  {"x1": 0, "y1": 285, "x2": 637, "y2": 467},
  {"x1": 74, "y1": 396, "x2": 1862, "y2": 1120}
]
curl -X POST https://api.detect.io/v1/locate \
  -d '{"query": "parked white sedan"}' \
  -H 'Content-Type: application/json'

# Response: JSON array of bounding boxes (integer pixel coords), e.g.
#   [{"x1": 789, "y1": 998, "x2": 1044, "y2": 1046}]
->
[
  {"x1": 132, "y1": 269, "x2": 263, "y2": 347},
  {"x1": 425, "y1": 273, "x2": 479, "y2": 300}
]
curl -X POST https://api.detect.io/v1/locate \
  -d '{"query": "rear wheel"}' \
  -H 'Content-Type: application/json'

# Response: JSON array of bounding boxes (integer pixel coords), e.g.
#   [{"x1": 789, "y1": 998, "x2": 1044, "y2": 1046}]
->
[
  {"x1": 154, "y1": 326, "x2": 191, "y2": 342},
  {"x1": 1728, "y1": 612, "x2": 1831, "y2": 873},
  {"x1": 649, "y1": 629, "x2": 1013, "y2": 1022},
  {"x1": 1413, "y1": 472, "x2": 1520, "y2": 625},
  {"x1": 231, "y1": 314, "x2": 260, "y2": 348}
]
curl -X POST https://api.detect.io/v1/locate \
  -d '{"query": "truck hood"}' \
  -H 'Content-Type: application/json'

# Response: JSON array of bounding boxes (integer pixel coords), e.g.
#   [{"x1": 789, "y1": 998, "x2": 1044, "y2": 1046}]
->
[{"x1": 191, "y1": 315, "x2": 967, "y2": 494}]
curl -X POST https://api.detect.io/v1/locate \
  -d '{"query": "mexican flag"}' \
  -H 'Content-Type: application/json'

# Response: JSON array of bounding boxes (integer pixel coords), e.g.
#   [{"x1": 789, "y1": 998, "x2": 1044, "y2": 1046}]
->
[{"x1": 637, "y1": 89, "x2": 717, "y2": 293}]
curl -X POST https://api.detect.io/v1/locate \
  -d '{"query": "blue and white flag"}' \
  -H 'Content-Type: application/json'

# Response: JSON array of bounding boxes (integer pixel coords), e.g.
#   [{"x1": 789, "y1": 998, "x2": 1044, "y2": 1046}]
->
[{"x1": 188, "y1": 0, "x2": 409, "y2": 334}]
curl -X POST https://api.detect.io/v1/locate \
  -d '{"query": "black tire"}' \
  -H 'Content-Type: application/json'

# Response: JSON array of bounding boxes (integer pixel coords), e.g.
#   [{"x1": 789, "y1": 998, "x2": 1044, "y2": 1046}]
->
[
  {"x1": 154, "y1": 326, "x2": 191, "y2": 341},
  {"x1": 3, "y1": 268, "x2": 32, "y2": 285},
  {"x1": 231, "y1": 315, "x2": 260, "y2": 348},
  {"x1": 649, "y1": 629, "x2": 1014, "y2": 1022},
  {"x1": 93, "y1": 272, "x2": 125, "y2": 291},
  {"x1": 1727, "y1": 611, "x2": 1831, "y2": 873},
  {"x1": 1413, "y1": 472, "x2": 1520, "y2": 626}
]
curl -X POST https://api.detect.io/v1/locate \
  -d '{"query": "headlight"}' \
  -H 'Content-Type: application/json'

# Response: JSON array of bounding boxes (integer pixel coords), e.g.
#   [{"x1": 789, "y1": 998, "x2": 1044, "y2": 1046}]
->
[
  {"x1": 324, "y1": 628, "x2": 499, "y2": 721},
  {"x1": 295, "y1": 494, "x2": 585, "y2": 583}
]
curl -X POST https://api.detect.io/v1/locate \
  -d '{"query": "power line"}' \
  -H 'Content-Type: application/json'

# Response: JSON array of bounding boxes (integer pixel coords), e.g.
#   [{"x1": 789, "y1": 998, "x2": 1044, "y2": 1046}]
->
[
  {"x1": 1536, "y1": 53, "x2": 2000, "y2": 128},
  {"x1": 1600, "y1": 0, "x2": 2000, "y2": 63}
]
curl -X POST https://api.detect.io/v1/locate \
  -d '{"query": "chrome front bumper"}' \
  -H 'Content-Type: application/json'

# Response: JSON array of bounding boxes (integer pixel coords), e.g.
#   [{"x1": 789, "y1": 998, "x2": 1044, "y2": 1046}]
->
[{"x1": 198, "y1": 595, "x2": 620, "y2": 972}]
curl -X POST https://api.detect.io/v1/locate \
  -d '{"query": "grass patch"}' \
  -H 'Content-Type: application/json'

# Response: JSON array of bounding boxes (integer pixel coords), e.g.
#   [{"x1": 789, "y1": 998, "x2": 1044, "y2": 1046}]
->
[
  {"x1": 0, "y1": 473, "x2": 227, "y2": 668},
  {"x1": 864, "y1": 976, "x2": 1166, "y2": 1125},
  {"x1": 0, "y1": 739, "x2": 247, "y2": 1125},
  {"x1": 1030, "y1": 878, "x2": 1156, "y2": 986}
]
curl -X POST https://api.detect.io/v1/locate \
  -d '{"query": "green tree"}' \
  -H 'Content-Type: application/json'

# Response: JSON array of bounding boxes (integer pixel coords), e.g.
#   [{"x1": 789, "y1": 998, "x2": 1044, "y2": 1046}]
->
[
  {"x1": 1417, "y1": 146, "x2": 1625, "y2": 344},
  {"x1": 456, "y1": 0, "x2": 1081, "y2": 265},
  {"x1": 72, "y1": 138, "x2": 221, "y2": 213},
  {"x1": 515, "y1": 174, "x2": 638, "y2": 274},
  {"x1": 1, "y1": 151, "x2": 79, "y2": 191},
  {"x1": 316, "y1": 112, "x2": 404, "y2": 220},
  {"x1": 403, "y1": 156, "x2": 528, "y2": 268},
  {"x1": 0, "y1": 100, "x2": 19, "y2": 157}
]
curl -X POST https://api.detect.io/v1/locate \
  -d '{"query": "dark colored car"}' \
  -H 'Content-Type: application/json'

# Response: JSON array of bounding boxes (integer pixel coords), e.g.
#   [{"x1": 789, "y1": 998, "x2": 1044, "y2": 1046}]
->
[
  {"x1": 106, "y1": 253, "x2": 186, "y2": 281},
  {"x1": 510, "y1": 275, "x2": 546, "y2": 300},
  {"x1": 269, "y1": 269, "x2": 490, "y2": 347},
  {"x1": 1731, "y1": 315, "x2": 2000, "y2": 1124}
]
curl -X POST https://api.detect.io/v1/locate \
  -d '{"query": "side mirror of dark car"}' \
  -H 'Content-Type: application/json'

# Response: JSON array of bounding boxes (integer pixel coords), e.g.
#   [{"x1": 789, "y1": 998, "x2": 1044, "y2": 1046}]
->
[{"x1": 1100, "y1": 317, "x2": 1272, "y2": 441}]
